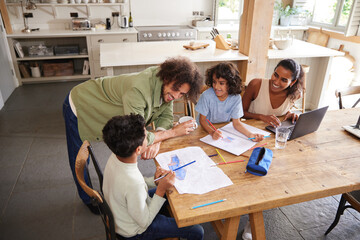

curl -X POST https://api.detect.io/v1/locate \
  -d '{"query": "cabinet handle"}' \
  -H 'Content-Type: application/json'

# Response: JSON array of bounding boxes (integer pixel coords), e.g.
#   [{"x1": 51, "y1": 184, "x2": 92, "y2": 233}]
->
[
  {"x1": 98, "y1": 39, "x2": 104, "y2": 43},
  {"x1": 123, "y1": 38, "x2": 128, "y2": 42}
]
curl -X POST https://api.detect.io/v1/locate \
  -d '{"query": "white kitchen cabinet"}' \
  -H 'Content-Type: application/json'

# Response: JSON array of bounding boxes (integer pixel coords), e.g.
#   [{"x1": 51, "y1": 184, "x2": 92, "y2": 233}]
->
[
  {"x1": 8, "y1": 35, "x2": 91, "y2": 84},
  {"x1": 89, "y1": 34, "x2": 137, "y2": 78}
]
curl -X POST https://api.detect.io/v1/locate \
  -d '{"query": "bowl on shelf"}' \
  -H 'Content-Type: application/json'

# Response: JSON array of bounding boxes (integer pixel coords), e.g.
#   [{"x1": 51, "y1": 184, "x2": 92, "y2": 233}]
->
[{"x1": 273, "y1": 38, "x2": 293, "y2": 50}]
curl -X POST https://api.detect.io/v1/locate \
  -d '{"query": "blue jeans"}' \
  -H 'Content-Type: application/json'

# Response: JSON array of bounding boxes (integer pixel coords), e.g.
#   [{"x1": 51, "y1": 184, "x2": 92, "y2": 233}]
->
[
  {"x1": 63, "y1": 94, "x2": 91, "y2": 204},
  {"x1": 120, "y1": 188, "x2": 204, "y2": 240}
]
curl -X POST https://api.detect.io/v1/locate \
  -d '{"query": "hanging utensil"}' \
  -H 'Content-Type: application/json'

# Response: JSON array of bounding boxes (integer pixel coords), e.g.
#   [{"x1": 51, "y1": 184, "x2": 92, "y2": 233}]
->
[{"x1": 25, "y1": 0, "x2": 37, "y2": 10}]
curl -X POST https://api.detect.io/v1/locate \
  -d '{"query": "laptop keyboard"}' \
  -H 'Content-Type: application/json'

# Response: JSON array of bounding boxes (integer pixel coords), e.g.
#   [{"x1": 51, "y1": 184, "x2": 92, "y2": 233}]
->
[{"x1": 287, "y1": 126, "x2": 295, "y2": 139}]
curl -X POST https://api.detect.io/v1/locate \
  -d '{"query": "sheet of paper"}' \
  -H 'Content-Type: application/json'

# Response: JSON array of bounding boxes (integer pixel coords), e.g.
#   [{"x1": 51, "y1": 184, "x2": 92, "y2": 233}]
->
[
  {"x1": 220, "y1": 122, "x2": 271, "y2": 139},
  {"x1": 155, "y1": 147, "x2": 233, "y2": 194},
  {"x1": 199, "y1": 122, "x2": 271, "y2": 156}
]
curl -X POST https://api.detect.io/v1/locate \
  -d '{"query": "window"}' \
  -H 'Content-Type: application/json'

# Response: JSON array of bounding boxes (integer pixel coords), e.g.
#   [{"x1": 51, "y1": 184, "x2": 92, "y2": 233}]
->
[
  {"x1": 294, "y1": 0, "x2": 355, "y2": 31},
  {"x1": 311, "y1": 0, "x2": 353, "y2": 29},
  {"x1": 215, "y1": 0, "x2": 243, "y2": 25}
]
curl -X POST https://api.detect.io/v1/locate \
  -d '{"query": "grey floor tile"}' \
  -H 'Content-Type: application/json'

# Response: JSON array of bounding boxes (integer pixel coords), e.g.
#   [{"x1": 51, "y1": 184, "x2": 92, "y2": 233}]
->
[
  {"x1": 0, "y1": 184, "x2": 75, "y2": 240},
  {"x1": 0, "y1": 165, "x2": 22, "y2": 212},
  {"x1": 300, "y1": 218, "x2": 360, "y2": 240},
  {"x1": 14, "y1": 137, "x2": 73, "y2": 193},
  {"x1": 280, "y1": 196, "x2": 357, "y2": 231},
  {"x1": 263, "y1": 208, "x2": 303, "y2": 240},
  {"x1": 0, "y1": 136, "x2": 33, "y2": 167}
]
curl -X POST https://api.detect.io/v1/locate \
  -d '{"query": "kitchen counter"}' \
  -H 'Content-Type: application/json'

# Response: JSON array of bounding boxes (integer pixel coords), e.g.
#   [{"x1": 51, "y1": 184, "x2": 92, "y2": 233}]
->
[
  {"x1": 100, "y1": 40, "x2": 248, "y2": 67},
  {"x1": 7, "y1": 28, "x2": 138, "y2": 38}
]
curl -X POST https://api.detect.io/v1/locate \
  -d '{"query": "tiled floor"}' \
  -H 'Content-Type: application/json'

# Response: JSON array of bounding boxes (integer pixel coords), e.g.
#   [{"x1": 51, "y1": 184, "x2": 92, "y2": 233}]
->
[{"x1": 0, "y1": 82, "x2": 359, "y2": 240}]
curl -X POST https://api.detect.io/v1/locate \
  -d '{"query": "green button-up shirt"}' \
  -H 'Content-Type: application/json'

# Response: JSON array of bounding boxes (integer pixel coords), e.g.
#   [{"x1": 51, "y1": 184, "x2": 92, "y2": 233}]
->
[{"x1": 71, "y1": 66, "x2": 173, "y2": 144}]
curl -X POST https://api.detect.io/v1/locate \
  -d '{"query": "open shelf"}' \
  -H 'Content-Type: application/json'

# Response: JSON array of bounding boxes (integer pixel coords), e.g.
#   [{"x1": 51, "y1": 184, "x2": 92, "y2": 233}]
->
[
  {"x1": 16, "y1": 54, "x2": 89, "y2": 61},
  {"x1": 20, "y1": 74, "x2": 91, "y2": 83}
]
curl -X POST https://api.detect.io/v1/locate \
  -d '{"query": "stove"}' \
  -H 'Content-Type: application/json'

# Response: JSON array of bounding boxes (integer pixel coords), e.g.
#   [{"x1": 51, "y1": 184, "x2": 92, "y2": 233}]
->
[{"x1": 136, "y1": 25, "x2": 197, "y2": 42}]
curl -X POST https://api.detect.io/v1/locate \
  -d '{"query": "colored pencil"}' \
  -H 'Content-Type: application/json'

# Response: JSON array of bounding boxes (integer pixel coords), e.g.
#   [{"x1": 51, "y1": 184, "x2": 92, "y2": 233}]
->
[
  {"x1": 191, "y1": 199, "x2": 226, "y2": 209},
  {"x1": 154, "y1": 160, "x2": 196, "y2": 182},
  {"x1": 211, "y1": 160, "x2": 245, "y2": 166},
  {"x1": 208, "y1": 154, "x2": 218, "y2": 157},
  {"x1": 206, "y1": 119, "x2": 223, "y2": 138},
  {"x1": 215, "y1": 149, "x2": 227, "y2": 163},
  {"x1": 249, "y1": 142, "x2": 268, "y2": 151},
  {"x1": 248, "y1": 135, "x2": 270, "y2": 140}
]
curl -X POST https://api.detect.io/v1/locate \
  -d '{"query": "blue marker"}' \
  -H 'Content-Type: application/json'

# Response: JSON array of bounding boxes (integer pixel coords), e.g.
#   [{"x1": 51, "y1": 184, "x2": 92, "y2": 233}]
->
[
  {"x1": 248, "y1": 135, "x2": 270, "y2": 140},
  {"x1": 191, "y1": 199, "x2": 227, "y2": 209},
  {"x1": 154, "y1": 160, "x2": 196, "y2": 182}
]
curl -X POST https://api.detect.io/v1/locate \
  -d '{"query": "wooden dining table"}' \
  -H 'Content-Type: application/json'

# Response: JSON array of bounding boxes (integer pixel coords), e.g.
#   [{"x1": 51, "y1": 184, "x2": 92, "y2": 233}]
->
[{"x1": 158, "y1": 108, "x2": 360, "y2": 240}]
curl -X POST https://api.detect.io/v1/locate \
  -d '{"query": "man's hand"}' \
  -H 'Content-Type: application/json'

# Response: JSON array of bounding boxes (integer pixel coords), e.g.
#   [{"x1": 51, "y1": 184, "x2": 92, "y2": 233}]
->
[
  {"x1": 141, "y1": 142, "x2": 161, "y2": 160},
  {"x1": 172, "y1": 120, "x2": 195, "y2": 136}
]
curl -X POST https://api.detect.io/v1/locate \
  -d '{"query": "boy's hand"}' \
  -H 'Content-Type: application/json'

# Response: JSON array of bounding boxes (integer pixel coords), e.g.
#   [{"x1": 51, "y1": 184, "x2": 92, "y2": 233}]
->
[
  {"x1": 155, "y1": 171, "x2": 176, "y2": 197},
  {"x1": 141, "y1": 142, "x2": 161, "y2": 160},
  {"x1": 211, "y1": 130, "x2": 223, "y2": 140},
  {"x1": 249, "y1": 133, "x2": 264, "y2": 142},
  {"x1": 154, "y1": 167, "x2": 168, "y2": 186},
  {"x1": 172, "y1": 120, "x2": 195, "y2": 136}
]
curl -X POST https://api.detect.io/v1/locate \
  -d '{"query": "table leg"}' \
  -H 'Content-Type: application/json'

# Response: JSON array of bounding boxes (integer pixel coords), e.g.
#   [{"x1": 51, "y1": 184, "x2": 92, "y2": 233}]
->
[
  {"x1": 249, "y1": 211, "x2": 266, "y2": 240},
  {"x1": 211, "y1": 216, "x2": 241, "y2": 240}
]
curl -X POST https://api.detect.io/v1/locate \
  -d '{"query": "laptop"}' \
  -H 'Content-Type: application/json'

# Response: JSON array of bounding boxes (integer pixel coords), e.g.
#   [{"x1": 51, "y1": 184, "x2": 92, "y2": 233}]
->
[{"x1": 265, "y1": 106, "x2": 329, "y2": 140}]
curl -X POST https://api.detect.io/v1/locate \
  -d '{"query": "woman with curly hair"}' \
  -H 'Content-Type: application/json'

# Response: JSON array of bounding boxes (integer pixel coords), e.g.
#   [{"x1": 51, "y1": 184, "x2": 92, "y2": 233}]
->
[
  {"x1": 242, "y1": 58, "x2": 305, "y2": 127},
  {"x1": 63, "y1": 56, "x2": 203, "y2": 213},
  {"x1": 195, "y1": 62, "x2": 264, "y2": 141}
]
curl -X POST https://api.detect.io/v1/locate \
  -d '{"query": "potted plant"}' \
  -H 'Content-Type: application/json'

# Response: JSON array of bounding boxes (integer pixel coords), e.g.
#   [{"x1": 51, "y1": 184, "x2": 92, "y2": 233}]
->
[{"x1": 274, "y1": 3, "x2": 299, "y2": 26}]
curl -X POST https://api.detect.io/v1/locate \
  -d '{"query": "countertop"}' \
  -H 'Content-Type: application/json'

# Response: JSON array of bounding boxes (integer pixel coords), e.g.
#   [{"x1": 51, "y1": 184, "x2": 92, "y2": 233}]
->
[
  {"x1": 268, "y1": 39, "x2": 344, "y2": 59},
  {"x1": 7, "y1": 28, "x2": 138, "y2": 38},
  {"x1": 100, "y1": 40, "x2": 248, "y2": 67}
]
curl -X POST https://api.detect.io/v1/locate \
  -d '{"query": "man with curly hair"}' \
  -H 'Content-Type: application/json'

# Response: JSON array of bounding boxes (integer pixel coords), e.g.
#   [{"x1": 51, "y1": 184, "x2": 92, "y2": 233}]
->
[{"x1": 63, "y1": 56, "x2": 203, "y2": 213}]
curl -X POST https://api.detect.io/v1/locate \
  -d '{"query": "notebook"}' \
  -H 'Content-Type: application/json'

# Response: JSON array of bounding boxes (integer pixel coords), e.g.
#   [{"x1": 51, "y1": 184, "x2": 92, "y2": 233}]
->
[
  {"x1": 265, "y1": 106, "x2": 329, "y2": 140},
  {"x1": 343, "y1": 115, "x2": 360, "y2": 138}
]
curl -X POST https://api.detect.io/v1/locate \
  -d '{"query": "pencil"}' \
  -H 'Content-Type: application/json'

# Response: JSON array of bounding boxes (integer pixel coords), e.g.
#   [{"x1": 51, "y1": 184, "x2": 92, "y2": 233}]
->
[
  {"x1": 215, "y1": 149, "x2": 227, "y2": 163},
  {"x1": 249, "y1": 142, "x2": 268, "y2": 151},
  {"x1": 248, "y1": 136, "x2": 270, "y2": 140},
  {"x1": 191, "y1": 199, "x2": 226, "y2": 209},
  {"x1": 208, "y1": 154, "x2": 218, "y2": 157},
  {"x1": 211, "y1": 160, "x2": 245, "y2": 166},
  {"x1": 154, "y1": 160, "x2": 196, "y2": 182},
  {"x1": 206, "y1": 119, "x2": 223, "y2": 138}
]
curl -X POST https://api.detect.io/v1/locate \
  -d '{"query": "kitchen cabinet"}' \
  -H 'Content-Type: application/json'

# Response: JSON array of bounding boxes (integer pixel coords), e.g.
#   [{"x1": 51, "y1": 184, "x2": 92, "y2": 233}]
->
[
  {"x1": 8, "y1": 35, "x2": 91, "y2": 84},
  {"x1": 89, "y1": 34, "x2": 137, "y2": 77},
  {"x1": 7, "y1": 28, "x2": 138, "y2": 84}
]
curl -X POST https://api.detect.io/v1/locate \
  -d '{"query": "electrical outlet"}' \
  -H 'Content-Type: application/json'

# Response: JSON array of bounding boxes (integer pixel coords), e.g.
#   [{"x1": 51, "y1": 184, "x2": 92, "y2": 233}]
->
[
  {"x1": 70, "y1": 12, "x2": 78, "y2": 18},
  {"x1": 199, "y1": 11, "x2": 204, "y2": 16},
  {"x1": 23, "y1": 13, "x2": 33, "y2": 18},
  {"x1": 112, "y1": 12, "x2": 119, "y2": 17},
  {"x1": 192, "y1": 11, "x2": 199, "y2": 16}
]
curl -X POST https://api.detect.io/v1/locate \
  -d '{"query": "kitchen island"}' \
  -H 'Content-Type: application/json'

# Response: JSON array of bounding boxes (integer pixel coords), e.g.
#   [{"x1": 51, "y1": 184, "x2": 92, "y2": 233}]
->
[{"x1": 100, "y1": 40, "x2": 248, "y2": 76}]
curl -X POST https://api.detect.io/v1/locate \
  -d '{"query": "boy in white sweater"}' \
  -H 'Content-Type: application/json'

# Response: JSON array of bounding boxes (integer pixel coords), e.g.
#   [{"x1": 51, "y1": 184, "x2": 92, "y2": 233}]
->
[{"x1": 102, "y1": 114, "x2": 204, "y2": 240}]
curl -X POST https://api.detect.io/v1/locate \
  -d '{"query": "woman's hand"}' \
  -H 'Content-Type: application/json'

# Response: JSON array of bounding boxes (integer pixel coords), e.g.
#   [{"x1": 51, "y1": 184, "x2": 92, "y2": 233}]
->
[
  {"x1": 283, "y1": 111, "x2": 299, "y2": 123},
  {"x1": 141, "y1": 142, "x2": 161, "y2": 160},
  {"x1": 248, "y1": 133, "x2": 264, "y2": 142},
  {"x1": 172, "y1": 120, "x2": 195, "y2": 136},
  {"x1": 260, "y1": 114, "x2": 281, "y2": 127}
]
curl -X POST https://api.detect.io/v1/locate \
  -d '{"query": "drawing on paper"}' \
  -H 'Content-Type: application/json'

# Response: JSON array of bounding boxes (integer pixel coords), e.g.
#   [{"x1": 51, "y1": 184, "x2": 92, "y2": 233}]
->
[
  {"x1": 222, "y1": 136, "x2": 234, "y2": 143},
  {"x1": 168, "y1": 154, "x2": 186, "y2": 180}
]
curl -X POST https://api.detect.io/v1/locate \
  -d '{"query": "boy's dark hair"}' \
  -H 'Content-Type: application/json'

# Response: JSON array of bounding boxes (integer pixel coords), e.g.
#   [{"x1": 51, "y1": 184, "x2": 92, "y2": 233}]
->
[
  {"x1": 275, "y1": 58, "x2": 305, "y2": 100},
  {"x1": 157, "y1": 56, "x2": 204, "y2": 102},
  {"x1": 102, "y1": 114, "x2": 146, "y2": 158},
  {"x1": 205, "y1": 62, "x2": 242, "y2": 95}
]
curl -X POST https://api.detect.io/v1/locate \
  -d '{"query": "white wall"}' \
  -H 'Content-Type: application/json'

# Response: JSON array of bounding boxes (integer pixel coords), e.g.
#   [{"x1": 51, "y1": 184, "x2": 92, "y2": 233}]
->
[{"x1": 7, "y1": 0, "x2": 212, "y2": 31}]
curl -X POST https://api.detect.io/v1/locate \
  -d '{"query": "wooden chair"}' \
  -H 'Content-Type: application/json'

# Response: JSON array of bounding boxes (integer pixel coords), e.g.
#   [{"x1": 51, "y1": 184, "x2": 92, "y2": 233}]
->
[
  {"x1": 325, "y1": 191, "x2": 360, "y2": 235},
  {"x1": 335, "y1": 85, "x2": 360, "y2": 109},
  {"x1": 76, "y1": 141, "x2": 178, "y2": 240},
  {"x1": 75, "y1": 140, "x2": 118, "y2": 240}
]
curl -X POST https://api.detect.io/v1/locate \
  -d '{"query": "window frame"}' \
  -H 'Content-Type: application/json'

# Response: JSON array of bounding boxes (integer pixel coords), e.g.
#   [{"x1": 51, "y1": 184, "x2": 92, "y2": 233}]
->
[{"x1": 214, "y1": 0, "x2": 243, "y2": 26}]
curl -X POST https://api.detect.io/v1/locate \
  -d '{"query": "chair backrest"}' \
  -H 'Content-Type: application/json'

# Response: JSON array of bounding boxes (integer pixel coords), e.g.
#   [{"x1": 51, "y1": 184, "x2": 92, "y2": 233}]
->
[
  {"x1": 75, "y1": 140, "x2": 118, "y2": 240},
  {"x1": 335, "y1": 85, "x2": 360, "y2": 109},
  {"x1": 87, "y1": 143, "x2": 104, "y2": 194}
]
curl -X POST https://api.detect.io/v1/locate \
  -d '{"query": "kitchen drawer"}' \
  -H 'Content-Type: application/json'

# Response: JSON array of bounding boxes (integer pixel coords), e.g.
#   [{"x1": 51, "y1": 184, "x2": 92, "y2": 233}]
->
[
  {"x1": 90, "y1": 34, "x2": 137, "y2": 60},
  {"x1": 92, "y1": 60, "x2": 113, "y2": 77}
]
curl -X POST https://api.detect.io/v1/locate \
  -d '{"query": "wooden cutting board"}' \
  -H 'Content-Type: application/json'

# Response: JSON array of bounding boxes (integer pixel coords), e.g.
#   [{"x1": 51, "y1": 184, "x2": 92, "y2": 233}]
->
[{"x1": 183, "y1": 43, "x2": 209, "y2": 50}]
